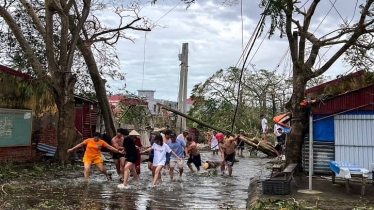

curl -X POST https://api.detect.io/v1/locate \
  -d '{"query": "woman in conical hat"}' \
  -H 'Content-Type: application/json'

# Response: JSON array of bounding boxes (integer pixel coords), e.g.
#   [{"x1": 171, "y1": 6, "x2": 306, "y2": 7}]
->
[{"x1": 129, "y1": 130, "x2": 143, "y2": 174}]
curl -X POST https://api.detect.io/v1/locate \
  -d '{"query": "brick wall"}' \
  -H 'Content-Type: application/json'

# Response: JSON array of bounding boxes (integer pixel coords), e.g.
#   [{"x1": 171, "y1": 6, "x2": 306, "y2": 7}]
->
[
  {"x1": 0, "y1": 146, "x2": 35, "y2": 162},
  {"x1": 38, "y1": 124, "x2": 58, "y2": 147}
]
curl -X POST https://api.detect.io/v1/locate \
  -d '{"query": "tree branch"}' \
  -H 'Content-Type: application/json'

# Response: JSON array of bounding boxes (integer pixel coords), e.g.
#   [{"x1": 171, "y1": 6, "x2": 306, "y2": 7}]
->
[
  {"x1": 67, "y1": 0, "x2": 91, "y2": 72},
  {"x1": 299, "y1": 0, "x2": 320, "y2": 63},
  {"x1": 90, "y1": 17, "x2": 150, "y2": 41},
  {"x1": 312, "y1": 0, "x2": 374, "y2": 78},
  {"x1": 285, "y1": 0, "x2": 296, "y2": 62},
  {"x1": 19, "y1": 0, "x2": 46, "y2": 41},
  {"x1": 45, "y1": 1, "x2": 58, "y2": 76},
  {"x1": 0, "y1": 4, "x2": 45, "y2": 77},
  {"x1": 294, "y1": 6, "x2": 306, "y2": 16},
  {"x1": 323, "y1": 40, "x2": 347, "y2": 46}
]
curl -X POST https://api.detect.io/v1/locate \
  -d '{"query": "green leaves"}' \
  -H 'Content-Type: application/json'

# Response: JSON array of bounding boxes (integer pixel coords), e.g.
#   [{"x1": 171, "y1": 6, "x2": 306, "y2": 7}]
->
[{"x1": 188, "y1": 67, "x2": 290, "y2": 133}]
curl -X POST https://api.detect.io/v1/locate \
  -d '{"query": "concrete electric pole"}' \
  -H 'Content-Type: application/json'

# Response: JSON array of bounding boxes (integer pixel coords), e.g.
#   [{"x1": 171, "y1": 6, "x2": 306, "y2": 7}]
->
[{"x1": 177, "y1": 43, "x2": 188, "y2": 133}]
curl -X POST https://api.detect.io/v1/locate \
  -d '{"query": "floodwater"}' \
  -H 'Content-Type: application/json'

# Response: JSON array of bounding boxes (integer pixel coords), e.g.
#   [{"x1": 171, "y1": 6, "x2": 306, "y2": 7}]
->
[{"x1": 1, "y1": 150, "x2": 271, "y2": 210}]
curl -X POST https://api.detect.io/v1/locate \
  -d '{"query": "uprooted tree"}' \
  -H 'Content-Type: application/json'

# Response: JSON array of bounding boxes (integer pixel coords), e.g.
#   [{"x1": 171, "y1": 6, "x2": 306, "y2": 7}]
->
[{"x1": 0, "y1": 0, "x2": 150, "y2": 163}]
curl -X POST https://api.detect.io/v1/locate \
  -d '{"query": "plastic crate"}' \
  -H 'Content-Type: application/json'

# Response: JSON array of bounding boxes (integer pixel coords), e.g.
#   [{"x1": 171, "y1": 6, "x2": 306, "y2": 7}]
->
[{"x1": 262, "y1": 177, "x2": 291, "y2": 195}]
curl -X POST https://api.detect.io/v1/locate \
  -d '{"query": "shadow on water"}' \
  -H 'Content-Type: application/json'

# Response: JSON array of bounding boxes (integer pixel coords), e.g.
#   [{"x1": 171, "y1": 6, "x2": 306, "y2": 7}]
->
[{"x1": 1, "y1": 151, "x2": 271, "y2": 210}]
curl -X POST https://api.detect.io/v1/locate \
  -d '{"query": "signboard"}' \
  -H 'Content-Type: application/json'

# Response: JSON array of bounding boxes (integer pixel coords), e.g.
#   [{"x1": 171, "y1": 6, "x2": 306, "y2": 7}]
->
[{"x1": 0, "y1": 108, "x2": 32, "y2": 147}]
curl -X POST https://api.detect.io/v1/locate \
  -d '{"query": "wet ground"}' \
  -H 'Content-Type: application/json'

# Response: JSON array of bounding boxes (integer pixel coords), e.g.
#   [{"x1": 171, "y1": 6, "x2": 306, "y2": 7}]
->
[{"x1": 0, "y1": 150, "x2": 271, "y2": 210}]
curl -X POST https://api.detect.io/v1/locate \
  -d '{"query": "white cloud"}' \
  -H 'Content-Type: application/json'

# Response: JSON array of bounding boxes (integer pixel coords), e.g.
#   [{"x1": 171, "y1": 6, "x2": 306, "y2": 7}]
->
[{"x1": 103, "y1": 0, "x2": 361, "y2": 101}]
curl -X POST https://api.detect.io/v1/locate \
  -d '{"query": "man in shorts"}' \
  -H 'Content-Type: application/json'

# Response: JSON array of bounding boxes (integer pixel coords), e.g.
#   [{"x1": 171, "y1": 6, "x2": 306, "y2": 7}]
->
[
  {"x1": 186, "y1": 137, "x2": 202, "y2": 172},
  {"x1": 219, "y1": 134, "x2": 237, "y2": 176},
  {"x1": 235, "y1": 129, "x2": 245, "y2": 157},
  {"x1": 111, "y1": 128, "x2": 125, "y2": 182},
  {"x1": 167, "y1": 133, "x2": 186, "y2": 180},
  {"x1": 274, "y1": 127, "x2": 286, "y2": 160}
]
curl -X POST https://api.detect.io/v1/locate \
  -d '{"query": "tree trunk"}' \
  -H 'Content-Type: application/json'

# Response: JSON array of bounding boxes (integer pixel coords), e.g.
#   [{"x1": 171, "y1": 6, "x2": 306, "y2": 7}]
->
[
  {"x1": 271, "y1": 92, "x2": 276, "y2": 116},
  {"x1": 78, "y1": 42, "x2": 116, "y2": 139},
  {"x1": 285, "y1": 76, "x2": 308, "y2": 165},
  {"x1": 52, "y1": 75, "x2": 78, "y2": 164}
]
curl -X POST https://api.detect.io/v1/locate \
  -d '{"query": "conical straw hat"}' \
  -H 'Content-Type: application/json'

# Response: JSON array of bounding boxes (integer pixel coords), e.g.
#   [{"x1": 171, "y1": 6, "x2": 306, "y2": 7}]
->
[{"x1": 129, "y1": 130, "x2": 140, "y2": 136}]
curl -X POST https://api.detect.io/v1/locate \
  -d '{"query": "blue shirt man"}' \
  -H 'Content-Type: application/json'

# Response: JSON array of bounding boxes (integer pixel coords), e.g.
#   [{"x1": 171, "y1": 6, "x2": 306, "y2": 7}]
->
[
  {"x1": 167, "y1": 133, "x2": 186, "y2": 180},
  {"x1": 167, "y1": 133, "x2": 186, "y2": 158}
]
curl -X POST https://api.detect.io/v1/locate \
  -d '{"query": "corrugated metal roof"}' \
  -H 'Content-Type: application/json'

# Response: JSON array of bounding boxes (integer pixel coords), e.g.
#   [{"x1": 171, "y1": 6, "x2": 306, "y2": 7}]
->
[
  {"x1": 0, "y1": 64, "x2": 32, "y2": 79},
  {"x1": 305, "y1": 70, "x2": 365, "y2": 94},
  {"x1": 311, "y1": 84, "x2": 374, "y2": 115}
]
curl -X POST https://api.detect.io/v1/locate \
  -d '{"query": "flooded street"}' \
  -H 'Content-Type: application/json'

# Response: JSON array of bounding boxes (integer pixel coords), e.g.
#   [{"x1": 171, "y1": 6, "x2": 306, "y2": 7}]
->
[{"x1": 1, "y1": 150, "x2": 271, "y2": 210}]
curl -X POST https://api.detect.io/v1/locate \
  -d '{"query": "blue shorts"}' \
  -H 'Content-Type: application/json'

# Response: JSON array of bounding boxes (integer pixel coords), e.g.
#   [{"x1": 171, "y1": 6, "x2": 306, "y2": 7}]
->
[
  {"x1": 236, "y1": 146, "x2": 244, "y2": 150},
  {"x1": 166, "y1": 153, "x2": 171, "y2": 164}
]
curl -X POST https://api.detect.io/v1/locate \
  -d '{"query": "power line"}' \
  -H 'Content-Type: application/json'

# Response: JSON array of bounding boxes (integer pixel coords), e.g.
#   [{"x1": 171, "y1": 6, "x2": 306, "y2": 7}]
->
[
  {"x1": 247, "y1": 27, "x2": 270, "y2": 67},
  {"x1": 235, "y1": 19, "x2": 261, "y2": 68},
  {"x1": 316, "y1": 0, "x2": 359, "y2": 68},
  {"x1": 153, "y1": 1, "x2": 182, "y2": 26},
  {"x1": 141, "y1": 1, "x2": 182, "y2": 90},
  {"x1": 328, "y1": 0, "x2": 345, "y2": 23},
  {"x1": 260, "y1": 1, "x2": 311, "y2": 74},
  {"x1": 230, "y1": 2, "x2": 269, "y2": 134},
  {"x1": 141, "y1": 32, "x2": 147, "y2": 90},
  {"x1": 241, "y1": 0, "x2": 244, "y2": 54}
]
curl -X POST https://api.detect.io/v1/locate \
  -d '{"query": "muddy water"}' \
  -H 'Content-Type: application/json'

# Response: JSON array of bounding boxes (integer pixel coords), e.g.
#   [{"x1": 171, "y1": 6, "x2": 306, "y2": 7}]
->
[{"x1": 1, "y1": 151, "x2": 271, "y2": 210}]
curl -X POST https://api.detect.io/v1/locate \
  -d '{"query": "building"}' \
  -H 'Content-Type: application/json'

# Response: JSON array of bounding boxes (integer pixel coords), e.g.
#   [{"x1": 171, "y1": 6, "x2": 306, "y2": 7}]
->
[
  {"x1": 0, "y1": 64, "x2": 98, "y2": 161},
  {"x1": 302, "y1": 72, "x2": 374, "y2": 178},
  {"x1": 186, "y1": 98, "x2": 194, "y2": 112},
  {"x1": 138, "y1": 90, "x2": 159, "y2": 115},
  {"x1": 108, "y1": 94, "x2": 146, "y2": 116}
]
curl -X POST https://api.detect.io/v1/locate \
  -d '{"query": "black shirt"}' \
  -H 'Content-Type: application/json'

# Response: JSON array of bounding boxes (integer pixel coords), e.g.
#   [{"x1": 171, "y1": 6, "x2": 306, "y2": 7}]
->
[
  {"x1": 277, "y1": 133, "x2": 286, "y2": 144},
  {"x1": 123, "y1": 136, "x2": 138, "y2": 158},
  {"x1": 236, "y1": 136, "x2": 245, "y2": 146}
]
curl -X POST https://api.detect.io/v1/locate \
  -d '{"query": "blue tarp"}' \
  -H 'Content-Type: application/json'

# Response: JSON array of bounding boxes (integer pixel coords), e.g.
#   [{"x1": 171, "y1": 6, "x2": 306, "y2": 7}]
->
[
  {"x1": 312, "y1": 110, "x2": 374, "y2": 142},
  {"x1": 313, "y1": 115, "x2": 334, "y2": 142}
]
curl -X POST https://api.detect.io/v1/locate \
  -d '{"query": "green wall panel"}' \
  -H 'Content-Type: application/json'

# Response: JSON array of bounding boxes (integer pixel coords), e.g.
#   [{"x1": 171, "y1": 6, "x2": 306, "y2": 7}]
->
[{"x1": 0, "y1": 108, "x2": 32, "y2": 147}]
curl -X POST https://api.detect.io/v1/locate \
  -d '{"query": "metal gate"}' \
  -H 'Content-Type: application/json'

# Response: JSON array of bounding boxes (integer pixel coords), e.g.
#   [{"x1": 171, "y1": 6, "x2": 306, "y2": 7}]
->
[
  {"x1": 334, "y1": 114, "x2": 374, "y2": 178},
  {"x1": 302, "y1": 140, "x2": 335, "y2": 174}
]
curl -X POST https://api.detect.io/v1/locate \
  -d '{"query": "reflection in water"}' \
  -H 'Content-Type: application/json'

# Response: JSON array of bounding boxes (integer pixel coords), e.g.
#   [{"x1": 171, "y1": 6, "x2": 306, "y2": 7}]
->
[{"x1": 2, "y1": 150, "x2": 270, "y2": 210}]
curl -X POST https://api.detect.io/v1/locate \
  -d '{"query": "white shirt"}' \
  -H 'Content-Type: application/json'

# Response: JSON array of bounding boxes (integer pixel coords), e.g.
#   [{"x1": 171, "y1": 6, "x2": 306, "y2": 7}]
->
[
  {"x1": 177, "y1": 133, "x2": 187, "y2": 144},
  {"x1": 210, "y1": 135, "x2": 219, "y2": 150},
  {"x1": 274, "y1": 124, "x2": 281, "y2": 136},
  {"x1": 152, "y1": 143, "x2": 172, "y2": 166},
  {"x1": 261, "y1": 118, "x2": 268, "y2": 130}
]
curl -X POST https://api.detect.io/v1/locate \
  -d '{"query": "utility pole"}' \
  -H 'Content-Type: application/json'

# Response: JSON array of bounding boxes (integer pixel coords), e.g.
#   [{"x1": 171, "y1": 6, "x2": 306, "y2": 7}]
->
[{"x1": 177, "y1": 43, "x2": 188, "y2": 133}]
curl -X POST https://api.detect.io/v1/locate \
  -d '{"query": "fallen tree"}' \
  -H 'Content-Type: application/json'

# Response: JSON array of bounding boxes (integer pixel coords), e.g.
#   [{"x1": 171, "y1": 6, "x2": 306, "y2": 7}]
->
[{"x1": 157, "y1": 103, "x2": 277, "y2": 156}]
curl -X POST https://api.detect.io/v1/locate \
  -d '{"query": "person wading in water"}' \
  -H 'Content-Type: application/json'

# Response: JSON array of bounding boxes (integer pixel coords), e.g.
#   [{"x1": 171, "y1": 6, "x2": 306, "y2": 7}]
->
[
  {"x1": 186, "y1": 137, "x2": 202, "y2": 172},
  {"x1": 167, "y1": 133, "x2": 187, "y2": 181},
  {"x1": 141, "y1": 134, "x2": 181, "y2": 185},
  {"x1": 147, "y1": 131, "x2": 157, "y2": 173},
  {"x1": 120, "y1": 129, "x2": 140, "y2": 187},
  {"x1": 111, "y1": 128, "x2": 125, "y2": 182},
  {"x1": 129, "y1": 130, "x2": 143, "y2": 175},
  {"x1": 218, "y1": 133, "x2": 237, "y2": 176},
  {"x1": 208, "y1": 131, "x2": 219, "y2": 155},
  {"x1": 67, "y1": 132, "x2": 123, "y2": 182}
]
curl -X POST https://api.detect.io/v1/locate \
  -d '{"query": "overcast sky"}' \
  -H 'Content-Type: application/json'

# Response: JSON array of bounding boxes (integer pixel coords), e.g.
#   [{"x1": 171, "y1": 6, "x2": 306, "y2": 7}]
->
[{"x1": 102, "y1": 0, "x2": 361, "y2": 101}]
